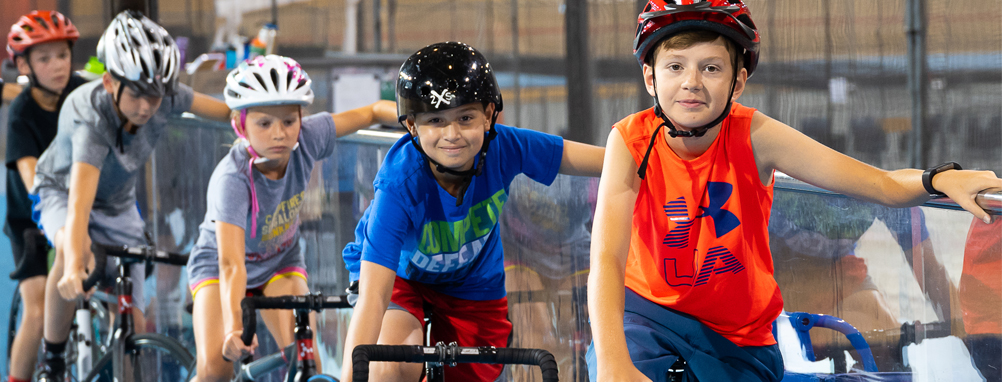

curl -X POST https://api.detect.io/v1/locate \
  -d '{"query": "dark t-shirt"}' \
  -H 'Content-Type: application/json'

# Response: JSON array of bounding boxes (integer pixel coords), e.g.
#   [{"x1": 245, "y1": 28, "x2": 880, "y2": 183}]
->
[{"x1": 5, "y1": 74, "x2": 88, "y2": 233}]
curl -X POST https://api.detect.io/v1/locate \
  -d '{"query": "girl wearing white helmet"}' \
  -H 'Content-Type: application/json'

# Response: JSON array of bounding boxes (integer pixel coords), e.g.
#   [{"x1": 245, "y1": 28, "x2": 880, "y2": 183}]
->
[
  {"x1": 32, "y1": 11, "x2": 232, "y2": 381},
  {"x1": 186, "y1": 54, "x2": 397, "y2": 381}
]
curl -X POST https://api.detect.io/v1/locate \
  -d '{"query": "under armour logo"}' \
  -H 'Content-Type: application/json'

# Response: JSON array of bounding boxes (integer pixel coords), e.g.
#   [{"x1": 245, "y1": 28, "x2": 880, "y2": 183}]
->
[
  {"x1": 430, "y1": 89, "x2": 455, "y2": 108},
  {"x1": 695, "y1": 182, "x2": 741, "y2": 238}
]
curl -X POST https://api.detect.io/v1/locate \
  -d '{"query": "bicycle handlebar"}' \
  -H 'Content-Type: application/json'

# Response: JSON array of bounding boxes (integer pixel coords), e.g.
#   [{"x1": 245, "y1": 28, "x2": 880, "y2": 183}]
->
[
  {"x1": 82, "y1": 243, "x2": 189, "y2": 291},
  {"x1": 351, "y1": 344, "x2": 558, "y2": 382},
  {"x1": 240, "y1": 294, "x2": 352, "y2": 346}
]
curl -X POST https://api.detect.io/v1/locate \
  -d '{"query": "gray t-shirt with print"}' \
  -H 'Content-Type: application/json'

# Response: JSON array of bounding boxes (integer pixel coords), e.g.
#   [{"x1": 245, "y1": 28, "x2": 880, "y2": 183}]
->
[
  {"x1": 187, "y1": 113, "x2": 337, "y2": 287},
  {"x1": 33, "y1": 80, "x2": 195, "y2": 214}
]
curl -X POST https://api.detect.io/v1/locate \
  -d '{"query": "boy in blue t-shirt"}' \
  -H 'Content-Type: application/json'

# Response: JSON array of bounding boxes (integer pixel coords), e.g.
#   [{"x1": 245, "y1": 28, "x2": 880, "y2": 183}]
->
[{"x1": 340, "y1": 41, "x2": 604, "y2": 382}]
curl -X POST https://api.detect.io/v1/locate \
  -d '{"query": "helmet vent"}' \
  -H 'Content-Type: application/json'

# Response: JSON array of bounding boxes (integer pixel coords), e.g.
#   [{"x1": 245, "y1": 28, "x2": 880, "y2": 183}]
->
[
  {"x1": 33, "y1": 17, "x2": 48, "y2": 30},
  {"x1": 252, "y1": 73, "x2": 267, "y2": 89},
  {"x1": 286, "y1": 70, "x2": 295, "y2": 89},
  {"x1": 153, "y1": 50, "x2": 162, "y2": 69},
  {"x1": 139, "y1": 58, "x2": 151, "y2": 79},
  {"x1": 239, "y1": 82, "x2": 253, "y2": 90},
  {"x1": 269, "y1": 68, "x2": 280, "y2": 90},
  {"x1": 737, "y1": 14, "x2": 755, "y2": 29},
  {"x1": 50, "y1": 14, "x2": 60, "y2": 28}
]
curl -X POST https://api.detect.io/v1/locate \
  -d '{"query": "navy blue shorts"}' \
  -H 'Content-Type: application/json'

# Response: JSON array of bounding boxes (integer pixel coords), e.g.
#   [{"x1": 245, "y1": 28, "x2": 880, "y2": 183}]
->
[{"x1": 587, "y1": 289, "x2": 784, "y2": 382}]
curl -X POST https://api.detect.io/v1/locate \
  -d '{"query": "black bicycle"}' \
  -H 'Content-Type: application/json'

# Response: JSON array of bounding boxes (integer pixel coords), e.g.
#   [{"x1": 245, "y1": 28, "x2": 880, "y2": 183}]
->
[
  {"x1": 74, "y1": 242, "x2": 196, "y2": 382},
  {"x1": 204, "y1": 293, "x2": 352, "y2": 382}
]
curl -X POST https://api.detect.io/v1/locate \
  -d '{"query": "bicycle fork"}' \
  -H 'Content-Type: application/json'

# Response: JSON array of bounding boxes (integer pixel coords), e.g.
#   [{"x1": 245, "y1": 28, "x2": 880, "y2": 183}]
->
[{"x1": 74, "y1": 299, "x2": 94, "y2": 377}]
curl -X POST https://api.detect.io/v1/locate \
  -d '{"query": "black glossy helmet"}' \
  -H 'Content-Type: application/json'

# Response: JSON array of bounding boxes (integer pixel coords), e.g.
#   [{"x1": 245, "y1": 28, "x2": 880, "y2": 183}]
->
[{"x1": 396, "y1": 41, "x2": 503, "y2": 121}]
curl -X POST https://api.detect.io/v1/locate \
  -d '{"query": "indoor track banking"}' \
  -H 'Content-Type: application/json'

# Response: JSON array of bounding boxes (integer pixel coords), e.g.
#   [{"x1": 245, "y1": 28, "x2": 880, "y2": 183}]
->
[{"x1": 0, "y1": 0, "x2": 1000, "y2": 381}]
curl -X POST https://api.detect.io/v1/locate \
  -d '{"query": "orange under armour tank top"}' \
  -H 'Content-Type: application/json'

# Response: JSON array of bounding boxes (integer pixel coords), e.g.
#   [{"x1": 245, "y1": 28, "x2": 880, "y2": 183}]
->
[{"x1": 618, "y1": 103, "x2": 783, "y2": 347}]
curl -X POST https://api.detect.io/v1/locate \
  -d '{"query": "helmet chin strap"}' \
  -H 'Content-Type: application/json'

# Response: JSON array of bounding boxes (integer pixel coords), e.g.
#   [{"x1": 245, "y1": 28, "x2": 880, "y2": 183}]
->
[
  {"x1": 409, "y1": 109, "x2": 501, "y2": 206},
  {"x1": 637, "y1": 65, "x2": 738, "y2": 179},
  {"x1": 112, "y1": 83, "x2": 136, "y2": 154}
]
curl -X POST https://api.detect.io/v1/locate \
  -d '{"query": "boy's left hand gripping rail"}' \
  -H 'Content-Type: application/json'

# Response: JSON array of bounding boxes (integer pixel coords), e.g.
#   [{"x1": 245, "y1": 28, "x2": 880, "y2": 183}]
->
[{"x1": 351, "y1": 344, "x2": 558, "y2": 382}]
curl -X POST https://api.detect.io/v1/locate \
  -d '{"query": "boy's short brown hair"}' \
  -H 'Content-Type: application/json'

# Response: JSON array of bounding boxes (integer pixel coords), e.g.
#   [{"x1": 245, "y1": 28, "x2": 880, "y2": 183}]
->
[{"x1": 644, "y1": 30, "x2": 743, "y2": 73}]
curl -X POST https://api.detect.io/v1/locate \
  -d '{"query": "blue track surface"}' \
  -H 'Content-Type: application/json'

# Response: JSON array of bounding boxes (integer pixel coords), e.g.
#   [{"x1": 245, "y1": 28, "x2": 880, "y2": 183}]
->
[{"x1": 0, "y1": 198, "x2": 18, "y2": 378}]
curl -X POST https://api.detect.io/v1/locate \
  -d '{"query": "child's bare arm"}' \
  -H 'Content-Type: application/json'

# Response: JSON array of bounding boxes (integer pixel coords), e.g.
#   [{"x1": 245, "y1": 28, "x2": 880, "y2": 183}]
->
[
  {"x1": 588, "y1": 129, "x2": 651, "y2": 382},
  {"x1": 216, "y1": 221, "x2": 255, "y2": 359},
  {"x1": 559, "y1": 140, "x2": 605, "y2": 177},
  {"x1": 57, "y1": 162, "x2": 101, "y2": 300},
  {"x1": 2, "y1": 82, "x2": 22, "y2": 103},
  {"x1": 189, "y1": 92, "x2": 232, "y2": 122},
  {"x1": 341, "y1": 261, "x2": 397, "y2": 382},
  {"x1": 751, "y1": 111, "x2": 1001, "y2": 222},
  {"x1": 330, "y1": 100, "x2": 399, "y2": 138},
  {"x1": 15, "y1": 157, "x2": 37, "y2": 190}
]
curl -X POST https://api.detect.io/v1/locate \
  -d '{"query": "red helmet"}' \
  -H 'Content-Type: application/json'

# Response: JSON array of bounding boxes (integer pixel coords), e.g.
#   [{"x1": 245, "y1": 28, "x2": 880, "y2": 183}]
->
[
  {"x1": 7, "y1": 10, "x2": 80, "y2": 57},
  {"x1": 634, "y1": 0, "x2": 759, "y2": 75}
]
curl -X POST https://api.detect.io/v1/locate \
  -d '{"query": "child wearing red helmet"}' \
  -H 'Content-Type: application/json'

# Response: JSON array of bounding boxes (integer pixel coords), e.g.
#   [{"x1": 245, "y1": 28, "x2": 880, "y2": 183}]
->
[
  {"x1": 586, "y1": 1, "x2": 1002, "y2": 381},
  {"x1": 4, "y1": 11, "x2": 83, "y2": 382}
]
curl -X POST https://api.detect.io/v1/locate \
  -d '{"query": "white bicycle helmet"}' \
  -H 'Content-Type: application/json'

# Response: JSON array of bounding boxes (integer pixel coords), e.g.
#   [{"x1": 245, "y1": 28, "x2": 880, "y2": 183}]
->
[
  {"x1": 97, "y1": 10, "x2": 179, "y2": 97},
  {"x1": 224, "y1": 55, "x2": 314, "y2": 110}
]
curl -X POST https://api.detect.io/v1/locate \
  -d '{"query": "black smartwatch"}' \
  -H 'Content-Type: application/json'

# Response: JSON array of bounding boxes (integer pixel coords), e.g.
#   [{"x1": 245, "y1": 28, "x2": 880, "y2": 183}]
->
[{"x1": 922, "y1": 162, "x2": 962, "y2": 196}]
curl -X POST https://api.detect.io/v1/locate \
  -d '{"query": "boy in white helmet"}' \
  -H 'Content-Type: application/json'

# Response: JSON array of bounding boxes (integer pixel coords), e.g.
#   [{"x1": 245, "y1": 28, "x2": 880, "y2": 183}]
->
[
  {"x1": 186, "y1": 54, "x2": 397, "y2": 382},
  {"x1": 32, "y1": 11, "x2": 232, "y2": 381}
]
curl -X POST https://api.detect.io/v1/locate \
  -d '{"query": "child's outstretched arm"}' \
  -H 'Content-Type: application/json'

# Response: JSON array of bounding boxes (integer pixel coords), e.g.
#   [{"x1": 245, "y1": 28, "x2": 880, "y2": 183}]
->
[
  {"x1": 559, "y1": 140, "x2": 605, "y2": 177},
  {"x1": 56, "y1": 162, "x2": 101, "y2": 300},
  {"x1": 2, "y1": 81, "x2": 22, "y2": 103},
  {"x1": 330, "y1": 100, "x2": 398, "y2": 137},
  {"x1": 216, "y1": 221, "x2": 259, "y2": 361},
  {"x1": 587, "y1": 129, "x2": 652, "y2": 382},
  {"x1": 340, "y1": 260, "x2": 397, "y2": 382},
  {"x1": 751, "y1": 112, "x2": 1002, "y2": 223},
  {"x1": 189, "y1": 92, "x2": 232, "y2": 122}
]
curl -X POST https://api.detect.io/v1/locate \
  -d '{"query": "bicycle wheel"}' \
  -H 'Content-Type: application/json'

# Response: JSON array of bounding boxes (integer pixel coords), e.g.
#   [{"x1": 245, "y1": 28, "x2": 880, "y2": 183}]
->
[{"x1": 83, "y1": 334, "x2": 195, "y2": 382}]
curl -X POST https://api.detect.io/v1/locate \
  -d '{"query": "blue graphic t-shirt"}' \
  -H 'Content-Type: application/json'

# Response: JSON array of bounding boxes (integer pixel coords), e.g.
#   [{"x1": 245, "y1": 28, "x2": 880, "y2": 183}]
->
[{"x1": 343, "y1": 123, "x2": 563, "y2": 300}]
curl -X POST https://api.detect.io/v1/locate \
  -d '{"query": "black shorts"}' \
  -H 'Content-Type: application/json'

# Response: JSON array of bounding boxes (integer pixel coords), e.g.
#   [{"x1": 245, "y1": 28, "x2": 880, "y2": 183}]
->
[{"x1": 5, "y1": 221, "x2": 50, "y2": 281}]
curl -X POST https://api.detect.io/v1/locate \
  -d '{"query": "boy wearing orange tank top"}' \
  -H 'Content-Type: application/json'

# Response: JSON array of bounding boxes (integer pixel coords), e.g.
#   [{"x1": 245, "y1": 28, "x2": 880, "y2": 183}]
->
[{"x1": 586, "y1": 1, "x2": 1002, "y2": 381}]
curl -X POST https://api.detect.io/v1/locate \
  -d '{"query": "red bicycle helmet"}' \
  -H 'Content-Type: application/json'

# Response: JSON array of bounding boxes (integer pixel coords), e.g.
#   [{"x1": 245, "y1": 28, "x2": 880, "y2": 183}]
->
[
  {"x1": 7, "y1": 10, "x2": 80, "y2": 57},
  {"x1": 633, "y1": 0, "x2": 759, "y2": 76}
]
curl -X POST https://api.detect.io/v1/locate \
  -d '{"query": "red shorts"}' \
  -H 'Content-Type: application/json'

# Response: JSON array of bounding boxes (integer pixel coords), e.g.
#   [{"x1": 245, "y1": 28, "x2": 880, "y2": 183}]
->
[{"x1": 391, "y1": 276, "x2": 512, "y2": 382}]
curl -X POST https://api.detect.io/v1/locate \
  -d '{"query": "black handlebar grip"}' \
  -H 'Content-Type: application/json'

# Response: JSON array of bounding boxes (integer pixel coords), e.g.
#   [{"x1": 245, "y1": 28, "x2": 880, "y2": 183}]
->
[
  {"x1": 82, "y1": 244, "x2": 109, "y2": 291},
  {"x1": 492, "y1": 348, "x2": 558, "y2": 382},
  {"x1": 351, "y1": 345, "x2": 426, "y2": 382},
  {"x1": 240, "y1": 298, "x2": 257, "y2": 346},
  {"x1": 162, "y1": 251, "x2": 190, "y2": 266}
]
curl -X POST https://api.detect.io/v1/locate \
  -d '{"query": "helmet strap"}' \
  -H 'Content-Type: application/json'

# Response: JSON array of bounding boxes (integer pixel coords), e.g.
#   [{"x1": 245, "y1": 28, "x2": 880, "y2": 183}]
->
[
  {"x1": 638, "y1": 65, "x2": 739, "y2": 179},
  {"x1": 113, "y1": 83, "x2": 129, "y2": 154}
]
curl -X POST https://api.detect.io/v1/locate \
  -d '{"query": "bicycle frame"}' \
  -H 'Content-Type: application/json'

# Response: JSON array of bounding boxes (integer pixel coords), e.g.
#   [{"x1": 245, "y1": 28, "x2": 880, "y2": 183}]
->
[
  {"x1": 111, "y1": 262, "x2": 136, "y2": 381},
  {"x1": 74, "y1": 299, "x2": 94, "y2": 377},
  {"x1": 79, "y1": 242, "x2": 191, "y2": 381}
]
